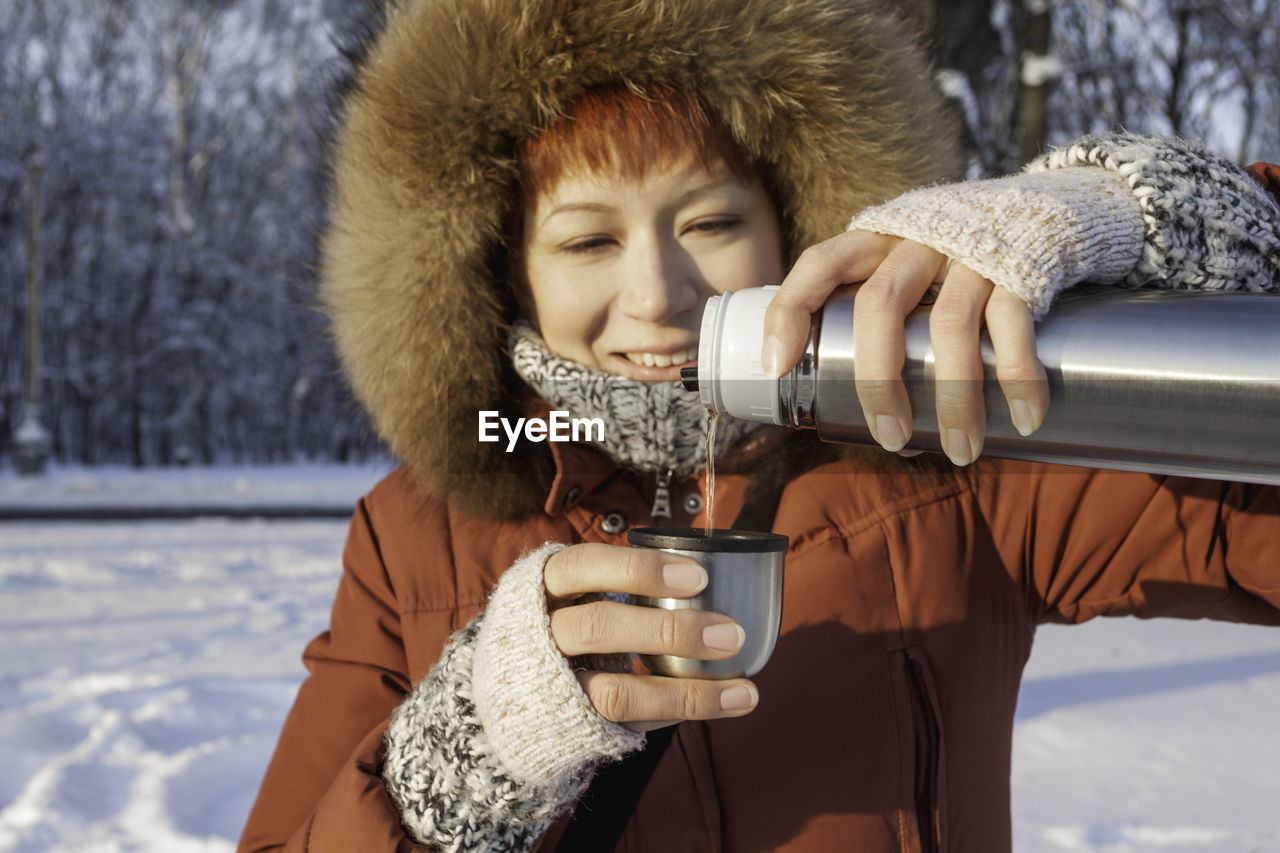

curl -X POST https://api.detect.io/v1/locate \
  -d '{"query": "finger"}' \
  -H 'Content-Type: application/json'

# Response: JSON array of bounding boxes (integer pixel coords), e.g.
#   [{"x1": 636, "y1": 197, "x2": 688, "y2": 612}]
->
[
  {"x1": 551, "y1": 600, "x2": 745, "y2": 659},
  {"x1": 929, "y1": 262, "x2": 994, "y2": 466},
  {"x1": 544, "y1": 543, "x2": 707, "y2": 604},
  {"x1": 578, "y1": 671, "x2": 759, "y2": 729},
  {"x1": 629, "y1": 720, "x2": 683, "y2": 733},
  {"x1": 761, "y1": 230, "x2": 898, "y2": 377},
  {"x1": 852, "y1": 241, "x2": 947, "y2": 451},
  {"x1": 985, "y1": 287, "x2": 1049, "y2": 436}
]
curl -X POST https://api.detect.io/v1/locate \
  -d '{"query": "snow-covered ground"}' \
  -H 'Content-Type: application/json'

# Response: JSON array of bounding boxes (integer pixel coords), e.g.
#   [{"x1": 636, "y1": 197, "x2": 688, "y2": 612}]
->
[
  {"x1": 1, "y1": 466, "x2": 1278, "y2": 852},
  {"x1": 0, "y1": 462, "x2": 394, "y2": 515}
]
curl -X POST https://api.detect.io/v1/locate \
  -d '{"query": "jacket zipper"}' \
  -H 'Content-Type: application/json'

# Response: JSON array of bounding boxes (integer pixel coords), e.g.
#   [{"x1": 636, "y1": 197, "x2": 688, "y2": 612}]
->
[
  {"x1": 651, "y1": 468, "x2": 673, "y2": 520},
  {"x1": 905, "y1": 652, "x2": 941, "y2": 853}
]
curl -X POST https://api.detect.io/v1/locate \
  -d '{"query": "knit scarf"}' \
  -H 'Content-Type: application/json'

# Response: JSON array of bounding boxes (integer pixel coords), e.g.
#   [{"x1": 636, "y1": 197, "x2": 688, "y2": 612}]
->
[{"x1": 508, "y1": 319, "x2": 759, "y2": 478}]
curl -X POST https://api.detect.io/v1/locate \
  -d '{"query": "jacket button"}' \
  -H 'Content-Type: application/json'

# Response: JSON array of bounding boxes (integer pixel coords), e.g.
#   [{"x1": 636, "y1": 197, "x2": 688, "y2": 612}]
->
[
  {"x1": 600, "y1": 511, "x2": 627, "y2": 534},
  {"x1": 563, "y1": 485, "x2": 582, "y2": 508},
  {"x1": 683, "y1": 493, "x2": 704, "y2": 515}
]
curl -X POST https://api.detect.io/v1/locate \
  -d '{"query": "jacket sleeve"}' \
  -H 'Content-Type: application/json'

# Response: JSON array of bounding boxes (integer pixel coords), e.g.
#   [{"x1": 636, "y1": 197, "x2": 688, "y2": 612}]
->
[
  {"x1": 972, "y1": 464, "x2": 1280, "y2": 628},
  {"x1": 237, "y1": 496, "x2": 434, "y2": 852},
  {"x1": 238, "y1": 498, "x2": 642, "y2": 853},
  {"x1": 1245, "y1": 162, "x2": 1280, "y2": 205}
]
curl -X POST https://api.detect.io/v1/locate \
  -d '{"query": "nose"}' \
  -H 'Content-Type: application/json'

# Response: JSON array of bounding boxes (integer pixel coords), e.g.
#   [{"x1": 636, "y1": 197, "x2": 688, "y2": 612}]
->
[{"x1": 615, "y1": 237, "x2": 700, "y2": 323}]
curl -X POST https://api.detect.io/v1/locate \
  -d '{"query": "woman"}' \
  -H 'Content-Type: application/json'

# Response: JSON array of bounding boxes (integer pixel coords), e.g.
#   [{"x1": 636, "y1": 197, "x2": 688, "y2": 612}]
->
[{"x1": 239, "y1": 0, "x2": 1280, "y2": 850}]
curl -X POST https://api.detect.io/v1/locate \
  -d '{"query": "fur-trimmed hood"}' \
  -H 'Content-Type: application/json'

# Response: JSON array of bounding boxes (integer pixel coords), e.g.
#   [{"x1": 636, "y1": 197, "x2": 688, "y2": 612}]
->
[{"x1": 321, "y1": 0, "x2": 963, "y2": 519}]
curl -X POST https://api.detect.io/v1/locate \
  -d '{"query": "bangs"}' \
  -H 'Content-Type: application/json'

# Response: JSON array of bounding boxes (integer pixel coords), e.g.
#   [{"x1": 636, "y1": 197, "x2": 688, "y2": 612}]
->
[{"x1": 516, "y1": 84, "x2": 758, "y2": 198}]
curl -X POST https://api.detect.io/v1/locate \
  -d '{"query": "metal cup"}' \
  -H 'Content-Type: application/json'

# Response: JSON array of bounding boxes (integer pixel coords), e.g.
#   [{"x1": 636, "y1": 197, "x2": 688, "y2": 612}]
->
[{"x1": 628, "y1": 527, "x2": 787, "y2": 679}]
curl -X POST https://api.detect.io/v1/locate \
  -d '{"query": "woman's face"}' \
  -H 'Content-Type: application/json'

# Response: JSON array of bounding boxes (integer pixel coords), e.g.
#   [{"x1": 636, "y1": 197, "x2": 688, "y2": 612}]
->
[{"x1": 520, "y1": 157, "x2": 784, "y2": 381}]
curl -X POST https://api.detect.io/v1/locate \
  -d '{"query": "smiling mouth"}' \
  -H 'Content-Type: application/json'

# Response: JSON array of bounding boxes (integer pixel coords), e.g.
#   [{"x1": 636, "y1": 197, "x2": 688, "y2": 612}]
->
[{"x1": 623, "y1": 347, "x2": 698, "y2": 368}]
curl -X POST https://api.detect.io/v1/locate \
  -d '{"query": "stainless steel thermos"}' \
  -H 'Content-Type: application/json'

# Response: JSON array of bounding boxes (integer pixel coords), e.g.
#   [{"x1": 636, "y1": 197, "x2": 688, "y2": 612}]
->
[{"x1": 683, "y1": 285, "x2": 1280, "y2": 485}]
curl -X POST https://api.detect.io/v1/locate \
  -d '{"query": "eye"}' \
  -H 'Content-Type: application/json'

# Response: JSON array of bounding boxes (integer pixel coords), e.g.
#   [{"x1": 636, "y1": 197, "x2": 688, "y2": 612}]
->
[
  {"x1": 561, "y1": 236, "x2": 616, "y2": 255},
  {"x1": 683, "y1": 217, "x2": 741, "y2": 236}
]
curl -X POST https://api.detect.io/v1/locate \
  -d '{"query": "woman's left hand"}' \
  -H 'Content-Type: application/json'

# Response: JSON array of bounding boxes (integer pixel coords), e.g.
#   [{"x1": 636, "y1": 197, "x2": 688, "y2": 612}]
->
[{"x1": 761, "y1": 229, "x2": 1049, "y2": 466}]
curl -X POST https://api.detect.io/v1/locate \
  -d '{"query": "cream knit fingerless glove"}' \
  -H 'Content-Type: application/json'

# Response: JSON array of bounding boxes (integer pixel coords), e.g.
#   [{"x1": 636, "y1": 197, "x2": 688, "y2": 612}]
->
[
  {"x1": 381, "y1": 542, "x2": 643, "y2": 852},
  {"x1": 471, "y1": 542, "x2": 644, "y2": 783},
  {"x1": 850, "y1": 166, "x2": 1142, "y2": 319},
  {"x1": 849, "y1": 132, "x2": 1280, "y2": 319}
]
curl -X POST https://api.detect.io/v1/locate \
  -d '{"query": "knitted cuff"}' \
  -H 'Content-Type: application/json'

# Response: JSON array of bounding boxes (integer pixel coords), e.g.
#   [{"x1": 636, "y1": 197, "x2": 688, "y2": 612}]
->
[
  {"x1": 849, "y1": 167, "x2": 1143, "y2": 319},
  {"x1": 1027, "y1": 132, "x2": 1280, "y2": 296},
  {"x1": 472, "y1": 541, "x2": 646, "y2": 786},
  {"x1": 382, "y1": 618, "x2": 579, "y2": 852},
  {"x1": 380, "y1": 543, "x2": 641, "y2": 851}
]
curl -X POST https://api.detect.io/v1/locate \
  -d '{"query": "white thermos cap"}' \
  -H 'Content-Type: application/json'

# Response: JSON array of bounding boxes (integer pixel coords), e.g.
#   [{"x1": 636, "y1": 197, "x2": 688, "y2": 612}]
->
[{"x1": 697, "y1": 286, "x2": 782, "y2": 424}]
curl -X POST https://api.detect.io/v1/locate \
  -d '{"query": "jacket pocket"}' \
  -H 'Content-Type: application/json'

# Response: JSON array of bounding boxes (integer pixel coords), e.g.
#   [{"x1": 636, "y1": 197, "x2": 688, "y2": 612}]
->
[{"x1": 890, "y1": 648, "x2": 947, "y2": 853}]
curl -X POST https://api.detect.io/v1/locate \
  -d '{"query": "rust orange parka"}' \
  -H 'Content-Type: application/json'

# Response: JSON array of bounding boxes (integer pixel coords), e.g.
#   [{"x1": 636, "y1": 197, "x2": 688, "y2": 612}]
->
[{"x1": 240, "y1": 433, "x2": 1280, "y2": 852}]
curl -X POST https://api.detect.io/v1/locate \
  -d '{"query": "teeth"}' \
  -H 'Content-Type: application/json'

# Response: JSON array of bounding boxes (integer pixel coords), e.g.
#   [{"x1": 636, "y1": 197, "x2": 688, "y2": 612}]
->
[{"x1": 625, "y1": 347, "x2": 697, "y2": 368}]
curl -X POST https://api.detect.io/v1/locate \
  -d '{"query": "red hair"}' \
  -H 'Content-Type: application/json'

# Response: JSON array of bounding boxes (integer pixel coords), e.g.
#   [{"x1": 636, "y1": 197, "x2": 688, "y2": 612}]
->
[{"x1": 515, "y1": 83, "x2": 760, "y2": 203}]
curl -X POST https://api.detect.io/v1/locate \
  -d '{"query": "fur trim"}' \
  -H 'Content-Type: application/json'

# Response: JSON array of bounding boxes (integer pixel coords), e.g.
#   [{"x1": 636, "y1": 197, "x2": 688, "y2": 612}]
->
[{"x1": 322, "y1": 0, "x2": 964, "y2": 519}]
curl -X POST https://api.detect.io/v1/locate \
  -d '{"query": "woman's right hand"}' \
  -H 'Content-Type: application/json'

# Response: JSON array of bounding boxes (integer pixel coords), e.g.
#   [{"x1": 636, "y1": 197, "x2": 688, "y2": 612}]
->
[
  {"x1": 544, "y1": 543, "x2": 759, "y2": 733},
  {"x1": 762, "y1": 230, "x2": 1048, "y2": 465}
]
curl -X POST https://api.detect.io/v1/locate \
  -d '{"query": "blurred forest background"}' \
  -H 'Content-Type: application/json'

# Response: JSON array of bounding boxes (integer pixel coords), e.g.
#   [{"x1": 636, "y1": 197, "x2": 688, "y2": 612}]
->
[{"x1": 2, "y1": 0, "x2": 1277, "y2": 469}]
